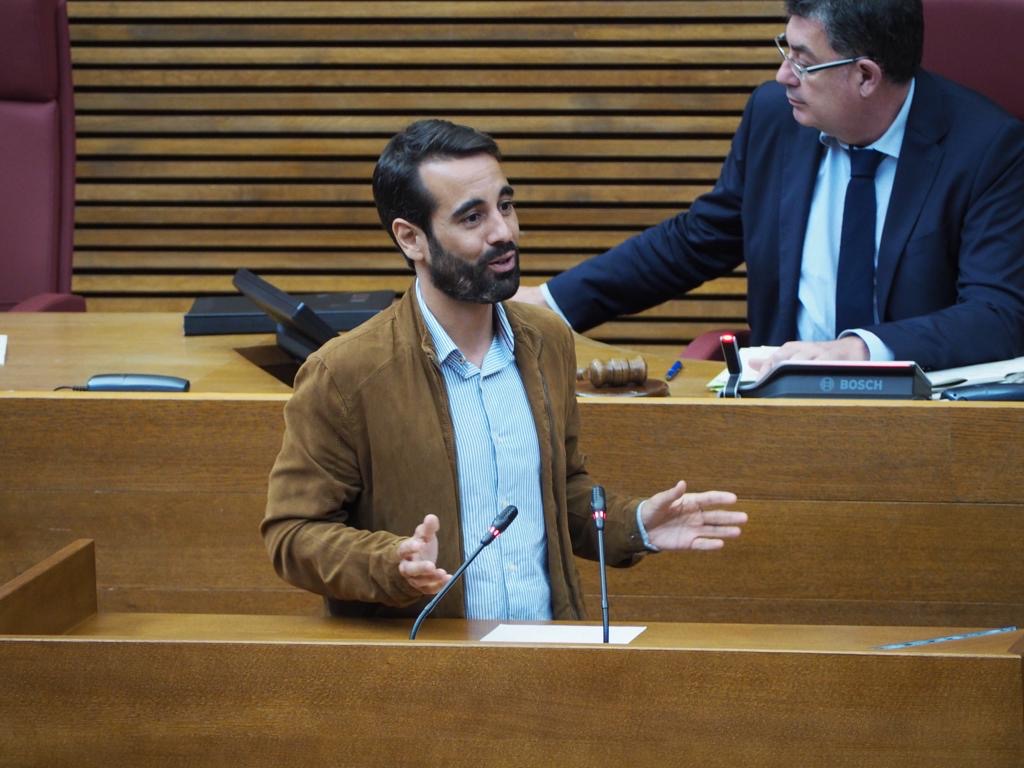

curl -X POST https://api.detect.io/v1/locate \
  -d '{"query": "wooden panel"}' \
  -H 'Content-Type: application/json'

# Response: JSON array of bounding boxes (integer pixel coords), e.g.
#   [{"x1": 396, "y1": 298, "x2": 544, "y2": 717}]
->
[
  {"x1": 67, "y1": 0, "x2": 784, "y2": 346},
  {"x1": 69, "y1": 3, "x2": 786, "y2": 19},
  {"x1": 579, "y1": 500, "x2": 1024, "y2": 626},
  {"x1": 3, "y1": 389, "x2": 1023, "y2": 622},
  {"x1": 1, "y1": 613, "x2": 1021, "y2": 767},
  {"x1": 0, "y1": 490, "x2": 318, "y2": 615},
  {"x1": 3, "y1": 315, "x2": 1022, "y2": 622},
  {"x1": 0, "y1": 540, "x2": 97, "y2": 634}
]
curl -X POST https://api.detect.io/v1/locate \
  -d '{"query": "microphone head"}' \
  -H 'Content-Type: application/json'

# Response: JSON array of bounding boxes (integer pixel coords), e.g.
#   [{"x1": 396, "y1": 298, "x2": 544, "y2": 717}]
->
[
  {"x1": 590, "y1": 485, "x2": 606, "y2": 511},
  {"x1": 492, "y1": 504, "x2": 518, "y2": 533},
  {"x1": 481, "y1": 504, "x2": 518, "y2": 544}
]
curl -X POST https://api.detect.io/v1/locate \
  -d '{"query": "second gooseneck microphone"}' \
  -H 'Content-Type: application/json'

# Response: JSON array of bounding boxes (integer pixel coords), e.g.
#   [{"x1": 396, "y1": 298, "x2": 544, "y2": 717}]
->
[
  {"x1": 408, "y1": 504, "x2": 518, "y2": 640},
  {"x1": 591, "y1": 486, "x2": 610, "y2": 644}
]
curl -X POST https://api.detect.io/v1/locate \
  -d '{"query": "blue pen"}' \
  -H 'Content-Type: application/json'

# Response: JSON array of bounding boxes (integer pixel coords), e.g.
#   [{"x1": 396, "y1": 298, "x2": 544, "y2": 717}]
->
[{"x1": 665, "y1": 360, "x2": 683, "y2": 381}]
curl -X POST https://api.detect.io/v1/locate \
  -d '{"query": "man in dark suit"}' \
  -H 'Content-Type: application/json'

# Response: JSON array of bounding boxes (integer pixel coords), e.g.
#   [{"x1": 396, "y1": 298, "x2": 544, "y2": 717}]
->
[{"x1": 514, "y1": 0, "x2": 1024, "y2": 372}]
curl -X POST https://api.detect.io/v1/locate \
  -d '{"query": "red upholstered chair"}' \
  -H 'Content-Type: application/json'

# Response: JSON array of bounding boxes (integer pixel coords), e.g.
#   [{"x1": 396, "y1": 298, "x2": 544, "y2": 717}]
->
[
  {"x1": 922, "y1": 0, "x2": 1024, "y2": 121},
  {"x1": 0, "y1": 0, "x2": 85, "y2": 312}
]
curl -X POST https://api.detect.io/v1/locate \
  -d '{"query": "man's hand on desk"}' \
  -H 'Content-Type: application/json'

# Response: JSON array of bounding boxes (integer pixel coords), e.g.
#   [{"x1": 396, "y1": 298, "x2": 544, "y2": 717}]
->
[
  {"x1": 751, "y1": 337, "x2": 869, "y2": 380},
  {"x1": 640, "y1": 481, "x2": 746, "y2": 551},
  {"x1": 397, "y1": 514, "x2": 451, "y2": 595}
]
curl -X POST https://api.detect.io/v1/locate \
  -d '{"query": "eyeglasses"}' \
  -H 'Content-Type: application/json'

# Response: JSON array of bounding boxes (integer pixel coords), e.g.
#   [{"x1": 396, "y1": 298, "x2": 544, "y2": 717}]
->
[{"x1": 774, "y1": 33, "x2": 867, "y2": 80}]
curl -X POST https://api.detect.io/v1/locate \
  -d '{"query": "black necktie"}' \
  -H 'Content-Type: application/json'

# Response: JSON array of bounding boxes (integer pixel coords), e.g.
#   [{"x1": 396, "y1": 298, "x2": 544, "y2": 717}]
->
[{"x1": 835, "y1": 148, "x2": 885, "y2": 335}]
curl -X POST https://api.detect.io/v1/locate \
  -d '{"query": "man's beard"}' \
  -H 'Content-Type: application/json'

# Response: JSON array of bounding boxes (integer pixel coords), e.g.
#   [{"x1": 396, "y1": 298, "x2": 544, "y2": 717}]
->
[{"x1": 426, "y1": 235, "x2": 520, "y2": 304}]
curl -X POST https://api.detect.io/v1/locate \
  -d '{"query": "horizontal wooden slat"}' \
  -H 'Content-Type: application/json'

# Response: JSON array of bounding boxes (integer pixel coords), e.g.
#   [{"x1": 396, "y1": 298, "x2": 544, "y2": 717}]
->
[
  {"x1": 72, "y1": 230, "x2": 664, "y2": 250},
  {"x1": 77, "y1": 159, "x2": 724, "y2": 180},
  {"x1": 72, "y1": 46, "x2": 777, "y2": 67},
  {"x1": 587, "y1": 320, "x2": 747, "y2": 342},
  {"x1": 77, "y1": 137, "x2": 735, "y2": 157},
  {"x1": 70, "y1": 22, "x2": 783, "y2": 43},
  {"x1": 70, "y1": 271, "x2": 746, "y2": 294},
  {"x1": 74, "y1": 182, "x2": 716, "y2": 203},
  {"x1": 74, "y1": 206, "x2": 689, "y2": 227},
  {"x1": 73, "y1": 69, "x2": 776, "y2": 89},
  {"x1": 75, "y1": 92, "x2": 752, "y2": 113},
  {"x1": 68, "y1": 2, "x2": 785, "y2": 21},
  {"x1": 76, "y1": 115, "x2": 743, "y2": 134}
]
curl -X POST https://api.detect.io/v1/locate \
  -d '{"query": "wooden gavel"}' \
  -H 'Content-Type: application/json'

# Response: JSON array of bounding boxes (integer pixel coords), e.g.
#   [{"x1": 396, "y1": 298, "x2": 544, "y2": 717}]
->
[{"x1": 577, "y1": 356, "x2": 648, "y2": 388}]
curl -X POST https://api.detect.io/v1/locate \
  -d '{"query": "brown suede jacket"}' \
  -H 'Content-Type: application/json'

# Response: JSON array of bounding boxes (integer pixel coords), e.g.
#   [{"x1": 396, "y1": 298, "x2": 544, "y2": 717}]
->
[{"x1": 261, "y1": 287, "x2": 647, "y2": 619}]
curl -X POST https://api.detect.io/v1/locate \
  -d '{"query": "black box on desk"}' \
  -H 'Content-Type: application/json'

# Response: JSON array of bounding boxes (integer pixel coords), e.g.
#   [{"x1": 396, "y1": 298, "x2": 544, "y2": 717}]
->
[{"x1": 183, "y1": 291, "x2": 394, "y2": 336}]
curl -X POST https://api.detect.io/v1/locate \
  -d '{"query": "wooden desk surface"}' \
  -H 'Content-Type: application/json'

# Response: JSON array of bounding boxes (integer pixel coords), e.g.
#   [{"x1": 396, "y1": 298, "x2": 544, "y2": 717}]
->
[
  {"x1": 0, "y1": 310, "x2": 719, "y2": 396},
  {"x1": 0, "y1": 312, "x2": 295, "y2": 393},
  {"x1": 55, "y1": 611, "x2": 1023, "y2": 657}
]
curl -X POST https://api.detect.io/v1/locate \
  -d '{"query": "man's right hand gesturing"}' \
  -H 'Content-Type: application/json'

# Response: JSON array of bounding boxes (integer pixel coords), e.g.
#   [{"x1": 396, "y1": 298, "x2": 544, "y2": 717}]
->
[{"x1": 397, "y1": 514, "x2": 451, "y2": 595}]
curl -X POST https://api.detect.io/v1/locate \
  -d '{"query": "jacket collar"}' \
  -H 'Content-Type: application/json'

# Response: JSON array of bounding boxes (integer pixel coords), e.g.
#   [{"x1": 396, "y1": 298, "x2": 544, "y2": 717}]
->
[{"x1": 394, "y1": 281, "x2": 545, "y2": 366}]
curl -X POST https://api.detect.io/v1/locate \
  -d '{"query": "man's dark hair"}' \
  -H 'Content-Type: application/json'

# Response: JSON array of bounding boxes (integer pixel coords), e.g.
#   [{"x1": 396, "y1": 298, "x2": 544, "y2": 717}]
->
[
  {"x1": 785, "y1": 0, "x2": 923, "y2": 83},
  {"x1": 372, "y1": 119, "x2": 502, "y2": 269}
]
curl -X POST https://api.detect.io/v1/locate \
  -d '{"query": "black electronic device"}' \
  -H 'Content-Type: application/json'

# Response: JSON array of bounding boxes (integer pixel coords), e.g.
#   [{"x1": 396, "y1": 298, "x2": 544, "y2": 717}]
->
[
  {"x1": 231, "y1": 268, "x2": 340, "y2": 361},
  {"x1": 939, "y1": 381, "x2": 1024, "y2": 401},
  {"x1": 84, "y1": 374, "x2": 190, "y2": 392},
  {"x1": 183, "y1": 290, "x2": 392, "y2": 337},
  {"x1": 719, "y1": 360, "x2": 933, "y2": 400}
]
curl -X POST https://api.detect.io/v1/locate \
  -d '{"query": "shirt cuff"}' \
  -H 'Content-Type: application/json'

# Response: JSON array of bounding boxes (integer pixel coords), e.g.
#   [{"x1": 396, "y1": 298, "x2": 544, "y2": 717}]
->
[
  {"x1": 539, "y1": 283, "x2": 573, "y2": 327},
  {"x1": 635, "y1": 501, "x2": 659, "y2": 552},
  {"x1": 841, "y1": 329, "x2": 895, "y2": 361}
]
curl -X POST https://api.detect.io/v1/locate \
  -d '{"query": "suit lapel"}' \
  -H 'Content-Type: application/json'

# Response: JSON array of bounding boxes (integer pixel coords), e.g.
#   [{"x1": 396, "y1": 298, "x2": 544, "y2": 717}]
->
[
  {"x1": 877, "y1": 72, "x2": 948, "y2": 316},
  {"x1": 777, "y1": 125, "x2": 824, "y2": 340}
]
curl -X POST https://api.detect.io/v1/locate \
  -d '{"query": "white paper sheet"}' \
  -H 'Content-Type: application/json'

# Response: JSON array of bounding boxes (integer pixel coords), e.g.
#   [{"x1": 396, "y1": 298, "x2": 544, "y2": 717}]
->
[
  {"x1": 480, "y1": 624, "x2": 646, "y2": 645},
  {"x1": 0, "y1": 334, "x2": 7, "y2": 366},
  {"x1": 924, "y1": 355, "x2": 1024, "y2": 388}
]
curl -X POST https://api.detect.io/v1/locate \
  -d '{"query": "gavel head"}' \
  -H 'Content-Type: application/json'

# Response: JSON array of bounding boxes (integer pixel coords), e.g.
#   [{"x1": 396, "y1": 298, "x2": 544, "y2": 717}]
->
[{"x1": 582, "y1": 355, "x2": 647, "y2": 388}]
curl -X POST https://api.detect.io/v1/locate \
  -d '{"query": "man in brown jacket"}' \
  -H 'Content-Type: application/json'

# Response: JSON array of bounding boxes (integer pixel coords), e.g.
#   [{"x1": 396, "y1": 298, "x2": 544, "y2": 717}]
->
[{"x1": 261, "y1": 119, "x2": 746, "y2": 621}]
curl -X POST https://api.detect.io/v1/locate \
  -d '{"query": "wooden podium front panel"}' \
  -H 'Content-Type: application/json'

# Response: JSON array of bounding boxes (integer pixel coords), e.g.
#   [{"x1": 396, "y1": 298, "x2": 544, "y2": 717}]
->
[
  {"x1": 2, "y1": 314, "x2": 1023, "y2": 625},
  {"x1": 1, "y1": 617, "x2": 1021, "y2": 768},
  {"x1": 3, "y1": 392, "x2": 1024, "y2": 623},
  {"x1": 0, "y1": 393, "x2": 317, "y2": 613}
]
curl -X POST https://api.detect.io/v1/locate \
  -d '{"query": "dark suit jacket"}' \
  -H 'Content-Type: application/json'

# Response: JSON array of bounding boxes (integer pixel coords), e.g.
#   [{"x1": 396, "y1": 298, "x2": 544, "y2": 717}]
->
[{"x1": 548, "y1": 71, "x2": 1024, "y2": 370}]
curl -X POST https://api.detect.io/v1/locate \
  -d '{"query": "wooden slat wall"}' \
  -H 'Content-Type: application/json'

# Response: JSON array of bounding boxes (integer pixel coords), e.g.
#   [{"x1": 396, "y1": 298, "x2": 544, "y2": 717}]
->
[{"x1": 69, "y1": 1, "x2": 784, "y2": 351}]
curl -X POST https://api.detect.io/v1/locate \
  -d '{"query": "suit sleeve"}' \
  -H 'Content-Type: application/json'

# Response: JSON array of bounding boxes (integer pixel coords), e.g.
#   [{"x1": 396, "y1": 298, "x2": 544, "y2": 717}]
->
[{"x1": 546, "y1": 90, "x2": 758, "y2": 332}]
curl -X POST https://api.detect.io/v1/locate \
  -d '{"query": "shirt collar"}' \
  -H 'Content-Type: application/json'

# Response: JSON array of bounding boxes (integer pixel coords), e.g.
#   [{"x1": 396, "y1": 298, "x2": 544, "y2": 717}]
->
[
  {"x1": 819, "y1": 76, "x2": 916, "y2": 160},
  {"x1": 414, "y1": 279, "x2": 515, "y2": 367}
]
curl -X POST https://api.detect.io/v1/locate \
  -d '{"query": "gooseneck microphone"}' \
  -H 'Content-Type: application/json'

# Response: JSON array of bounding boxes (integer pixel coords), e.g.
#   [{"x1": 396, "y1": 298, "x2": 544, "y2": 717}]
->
[
  {"x1": 591, "y1": 486, "x2": 610, "y2": 644},
  {"x1": 408, "y1": 504, "x2": 518, "y2": 640}
]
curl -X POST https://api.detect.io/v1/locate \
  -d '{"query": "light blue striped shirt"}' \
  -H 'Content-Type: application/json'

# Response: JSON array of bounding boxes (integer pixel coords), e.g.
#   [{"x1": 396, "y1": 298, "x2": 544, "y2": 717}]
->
[
  {"x1": 798, "y1": 78, "x2": 916, "y2": 359},
  {"x1": 415, "y1": 282, "x2": 552, "y2": 620}
]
